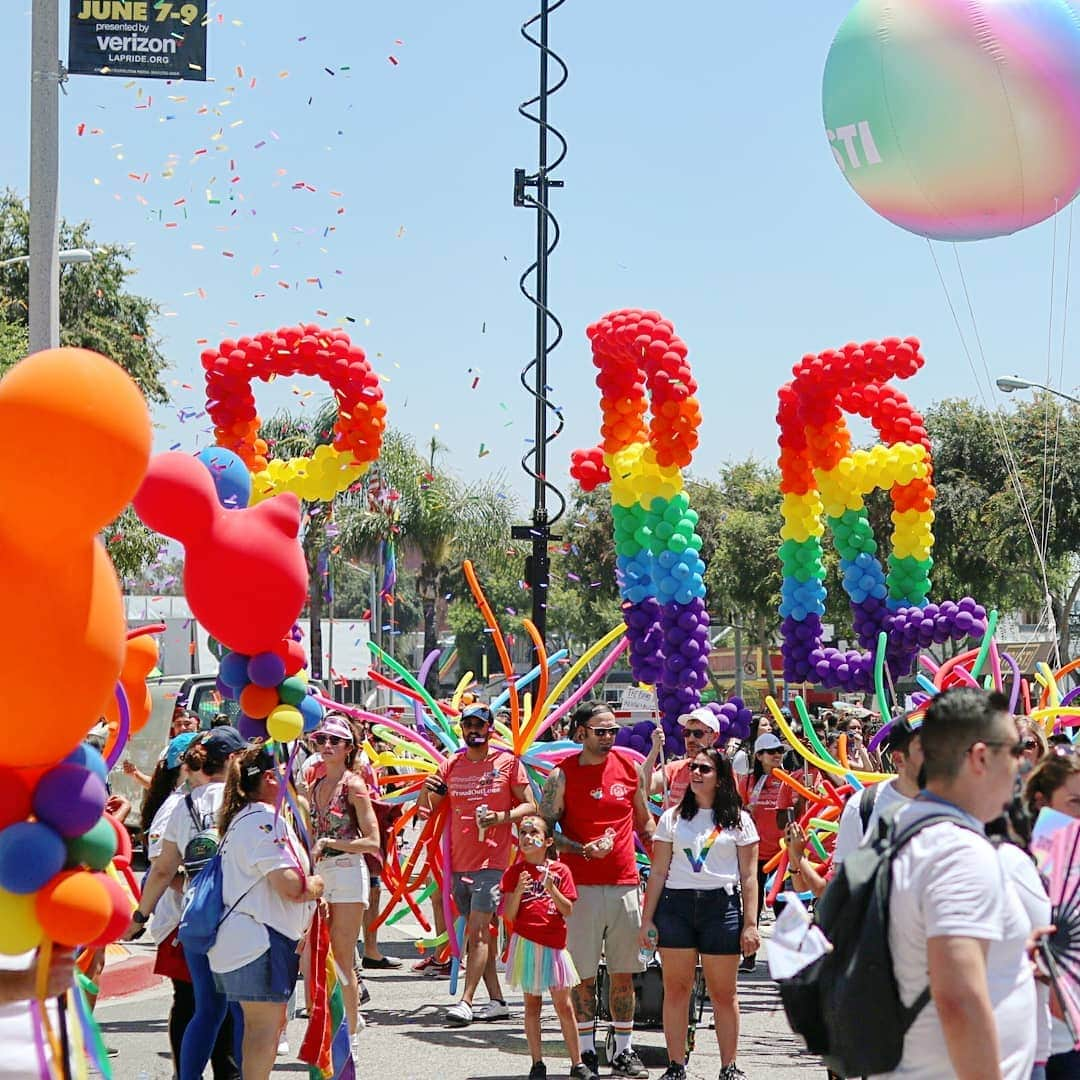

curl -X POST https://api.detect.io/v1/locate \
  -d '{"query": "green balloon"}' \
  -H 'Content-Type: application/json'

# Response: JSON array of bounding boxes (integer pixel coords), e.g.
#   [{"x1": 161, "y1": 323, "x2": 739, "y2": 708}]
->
[
  {"x1": 278, "y1": 676, "x2": 307, "y2": 706},
  {"x1": 67, "y1": 818, "x2": 117, "y2": 872}
]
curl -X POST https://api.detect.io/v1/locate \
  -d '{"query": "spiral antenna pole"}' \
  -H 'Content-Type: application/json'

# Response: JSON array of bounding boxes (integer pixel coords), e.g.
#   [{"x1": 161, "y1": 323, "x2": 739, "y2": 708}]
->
[{"x1": 511, "y1": 0, "x2": 569, "y2": 651}]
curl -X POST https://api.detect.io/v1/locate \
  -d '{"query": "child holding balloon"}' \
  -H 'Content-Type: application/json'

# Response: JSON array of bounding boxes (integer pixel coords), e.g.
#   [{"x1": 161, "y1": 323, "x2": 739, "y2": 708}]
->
[{"x1": 501, "y1": 816, "x2": 596, "y2": 1080}]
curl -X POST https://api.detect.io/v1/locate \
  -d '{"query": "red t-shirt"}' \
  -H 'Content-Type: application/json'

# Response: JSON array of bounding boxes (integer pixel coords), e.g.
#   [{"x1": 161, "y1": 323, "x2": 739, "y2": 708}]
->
[
  {"x1": 500, "y1": 859, "x2": 578, "y2": 949},
  {"x1": 437, "y1": 749, "x2": 528, "y2": 872},
  {"x1": 661, "y1": 759, "x2": 691, "y2": 811},
  {"x1": 738, "y1": 772, "x2": 798, "y2": 861},
  {"x1": 559, "y1": 750, "x2": 640, "y2": 887}
]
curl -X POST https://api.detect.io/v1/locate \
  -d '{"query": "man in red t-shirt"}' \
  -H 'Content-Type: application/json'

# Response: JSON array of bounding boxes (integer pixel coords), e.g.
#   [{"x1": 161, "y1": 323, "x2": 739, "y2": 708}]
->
[
  {"x1": 539, "y1": 702, "x2": 655, "y2": 1079},
  {"x1": 423, "y1": 703, "x2": 533, "y2": 1028}
]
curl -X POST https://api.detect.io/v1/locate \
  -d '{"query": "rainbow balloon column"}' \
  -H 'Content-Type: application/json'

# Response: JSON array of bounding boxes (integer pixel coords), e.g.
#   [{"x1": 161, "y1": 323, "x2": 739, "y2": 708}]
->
[
  {"x1": 570, "y1": 309, "x2": 726, "y2": 749},
  {"x1": 776, "y1": 337, "x2": 987, "y2": 691}
]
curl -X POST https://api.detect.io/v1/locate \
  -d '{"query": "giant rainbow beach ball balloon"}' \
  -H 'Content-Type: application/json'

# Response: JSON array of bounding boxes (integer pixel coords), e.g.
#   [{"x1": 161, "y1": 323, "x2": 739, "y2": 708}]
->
[{"x1": 822, "y1": 0, "x2": 1080, "y2": 242}]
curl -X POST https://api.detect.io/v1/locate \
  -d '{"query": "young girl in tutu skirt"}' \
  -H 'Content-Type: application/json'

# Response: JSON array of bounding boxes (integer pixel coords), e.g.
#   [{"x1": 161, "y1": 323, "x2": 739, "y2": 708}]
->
[{"x1": 501, "y1": 815, "x2": 597, "y2": 1080}]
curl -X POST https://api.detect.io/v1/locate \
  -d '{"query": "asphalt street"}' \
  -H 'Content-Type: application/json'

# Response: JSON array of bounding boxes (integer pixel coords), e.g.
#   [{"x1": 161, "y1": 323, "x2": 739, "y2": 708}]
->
[{"x1": 96, "y1": 916, "x2": 825, "y2": 1080}]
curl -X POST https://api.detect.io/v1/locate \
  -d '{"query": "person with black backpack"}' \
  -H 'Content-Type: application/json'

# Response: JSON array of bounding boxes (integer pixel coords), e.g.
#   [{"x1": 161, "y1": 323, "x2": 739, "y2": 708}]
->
[
  {"x1": 778, "y1": 688, "x2": 1036, "y2": 1079},
  {"x1": 127, "y1": 726, "x2": 247, "y2": 1080}
]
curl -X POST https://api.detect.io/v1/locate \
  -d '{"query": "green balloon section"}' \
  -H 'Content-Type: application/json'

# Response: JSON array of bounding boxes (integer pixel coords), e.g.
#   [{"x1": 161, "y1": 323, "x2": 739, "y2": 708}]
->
[
  {"x1": 66, "y1": 818, "x2": 117, "y2": 872},
  {"x1": 822, "y1": 0, "x2": 1080, "y2": 242}
]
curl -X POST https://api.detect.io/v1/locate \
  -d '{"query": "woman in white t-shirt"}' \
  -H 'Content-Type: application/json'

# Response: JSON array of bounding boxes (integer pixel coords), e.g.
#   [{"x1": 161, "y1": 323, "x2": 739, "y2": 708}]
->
[
  {"x1": 640, "y1": 747, "x2": 760, "y2": 1080},
  {"x1": 209, "y1": 743, "x2": 323, "y2": 1080},
  {"x1": 126, "y1": 725, "x2": 247, "y2": 1080}
]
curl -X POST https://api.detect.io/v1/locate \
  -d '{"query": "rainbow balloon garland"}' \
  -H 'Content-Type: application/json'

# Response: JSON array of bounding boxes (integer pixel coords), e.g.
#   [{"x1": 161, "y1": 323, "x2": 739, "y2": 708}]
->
[
  {"x1": 570, "y1": 309, "x2": 746, "y2": 750},
  {"x1": 776, "y1": 337, "x2": 988, "y2": 691}
]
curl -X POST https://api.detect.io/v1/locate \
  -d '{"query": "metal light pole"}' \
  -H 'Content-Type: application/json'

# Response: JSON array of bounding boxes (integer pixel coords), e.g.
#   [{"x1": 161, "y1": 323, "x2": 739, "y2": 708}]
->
[
  {"x1": 512, "y1": 0, "x2": 568, "y2": 651},
  {"x1": 996, "y1": 375, "x2": 1080, "y2": 406},
  {"x1": 29, "y1": 0, "x2": 61, "y2": 353}
]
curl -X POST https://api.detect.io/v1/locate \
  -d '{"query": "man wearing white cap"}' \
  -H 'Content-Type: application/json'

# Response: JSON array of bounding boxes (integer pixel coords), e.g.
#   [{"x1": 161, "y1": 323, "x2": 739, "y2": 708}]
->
[{"x1": 643, "y1": 707, "x2": 719, "y2": 811}]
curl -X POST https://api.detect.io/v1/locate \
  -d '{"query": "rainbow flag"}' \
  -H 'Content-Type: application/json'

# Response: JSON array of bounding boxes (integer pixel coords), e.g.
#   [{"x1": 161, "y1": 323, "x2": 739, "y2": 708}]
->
[{"x1": 300, "y1": 908, "x2": 354, "y2": 1080}]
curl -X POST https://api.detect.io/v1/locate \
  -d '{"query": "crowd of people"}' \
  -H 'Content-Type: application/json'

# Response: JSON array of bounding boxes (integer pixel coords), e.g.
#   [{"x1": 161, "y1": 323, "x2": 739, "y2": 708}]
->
[{"x1": 5, "y1": 685, "x2": 1075, "y2": 1080}]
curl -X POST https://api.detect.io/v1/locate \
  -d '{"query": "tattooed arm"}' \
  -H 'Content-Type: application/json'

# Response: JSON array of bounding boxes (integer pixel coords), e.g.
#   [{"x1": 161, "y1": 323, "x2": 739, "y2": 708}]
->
[{"x1": 539, "y1": 768, "x2": 585, "y2": 857}]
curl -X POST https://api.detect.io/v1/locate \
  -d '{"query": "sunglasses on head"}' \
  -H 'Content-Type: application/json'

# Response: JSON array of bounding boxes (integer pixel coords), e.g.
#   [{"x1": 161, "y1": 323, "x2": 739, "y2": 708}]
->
[
  {"x1": 688, "y1": 762, "x2": 715, "y2": 775},
  {"x1": 312, "y1": 734, "x2": 348, "y2": 747}
]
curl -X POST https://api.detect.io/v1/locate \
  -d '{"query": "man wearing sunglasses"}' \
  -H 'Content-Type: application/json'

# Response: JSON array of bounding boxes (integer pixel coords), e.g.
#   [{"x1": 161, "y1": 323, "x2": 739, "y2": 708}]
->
[
  {"x1": 642, "y1": 706, "x2": 719, "y2": 811},
  {"x1": 539, "y1": 701, "x2": 656, "y2": 1078},
  {"x1": 879, "y1": 688, "x2": 1035, "y2": 1080},
  {"x1": 422, "y1": 704, "x2": 534, "y2": 1028}
]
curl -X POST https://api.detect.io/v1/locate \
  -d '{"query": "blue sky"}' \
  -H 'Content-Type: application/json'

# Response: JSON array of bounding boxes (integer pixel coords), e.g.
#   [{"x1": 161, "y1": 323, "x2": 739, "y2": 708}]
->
[{"x1": 1, "y1": 2, "x2": 1073, "y2": 516}]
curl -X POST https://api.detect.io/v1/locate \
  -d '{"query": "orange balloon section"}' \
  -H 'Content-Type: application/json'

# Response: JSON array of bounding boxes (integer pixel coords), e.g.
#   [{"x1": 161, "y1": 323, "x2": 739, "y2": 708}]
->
[{"x1": 0, "y1": 348, "x2": 151, "y2": 767}]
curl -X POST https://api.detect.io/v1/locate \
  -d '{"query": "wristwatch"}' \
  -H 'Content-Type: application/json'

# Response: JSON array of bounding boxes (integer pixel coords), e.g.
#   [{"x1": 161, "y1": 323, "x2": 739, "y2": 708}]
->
[{"x1": 132, "y1": 910, "x2": 149, "y2": 925}]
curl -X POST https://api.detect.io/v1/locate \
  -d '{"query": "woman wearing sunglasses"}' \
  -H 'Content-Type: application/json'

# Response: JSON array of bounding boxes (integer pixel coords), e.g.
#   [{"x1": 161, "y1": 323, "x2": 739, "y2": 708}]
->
[
  {"x1": 307, "y1": 715, "x2": 381, "y2": 1048},
  {"x1": 639, "y1": 747, "x2": 759, "y2": 1080}
]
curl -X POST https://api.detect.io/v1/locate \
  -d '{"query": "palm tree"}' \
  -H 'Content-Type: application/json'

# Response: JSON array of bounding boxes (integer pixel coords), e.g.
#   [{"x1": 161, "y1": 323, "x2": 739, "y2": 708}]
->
[
  {"x1": 259, "y1": 401, "x2": 340, "y2": 678},
  {"x1": 337, "y1": 432, "x2": 517, "y2": 691}
]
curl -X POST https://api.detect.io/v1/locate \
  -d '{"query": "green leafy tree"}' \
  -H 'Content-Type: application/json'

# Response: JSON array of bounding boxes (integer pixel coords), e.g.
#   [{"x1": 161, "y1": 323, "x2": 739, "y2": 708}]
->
[
  {"x1": 923, "y1": 396, "x2": 1080, "y2": 662},
  {"x1": 0, "y1": 191, "x2": 168, "y2": 401}
]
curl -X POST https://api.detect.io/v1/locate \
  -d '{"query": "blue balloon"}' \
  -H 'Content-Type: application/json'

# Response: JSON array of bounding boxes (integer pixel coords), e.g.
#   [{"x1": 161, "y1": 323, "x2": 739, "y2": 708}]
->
[
  {"x1": 65, "y1": 743, "x2": 108, "y2": 785},
  {"x1": 219, "y1": 651, "x2": 251, "y2": 690},
  {"x1": 299, "y1": 694, "x2": 324, "y2": 733},
  {"x1": 197, "y1": 447, "x2": 251, "y2": 510},
  {"x1": 0, "y1": 822, "x2": 66, "y2": 894}
]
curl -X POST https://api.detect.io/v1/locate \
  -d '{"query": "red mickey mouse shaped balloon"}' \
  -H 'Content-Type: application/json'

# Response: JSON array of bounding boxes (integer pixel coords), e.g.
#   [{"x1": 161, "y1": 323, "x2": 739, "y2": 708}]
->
[{"x1": 133, "y1": 453, "x2": 308, "y2": 655}]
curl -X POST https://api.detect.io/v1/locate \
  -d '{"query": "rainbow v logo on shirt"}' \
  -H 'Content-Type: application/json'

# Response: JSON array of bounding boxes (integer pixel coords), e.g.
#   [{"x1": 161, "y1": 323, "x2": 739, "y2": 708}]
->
[{"x1": 683, "y1": 826, "x2": 723, "y2": 873}]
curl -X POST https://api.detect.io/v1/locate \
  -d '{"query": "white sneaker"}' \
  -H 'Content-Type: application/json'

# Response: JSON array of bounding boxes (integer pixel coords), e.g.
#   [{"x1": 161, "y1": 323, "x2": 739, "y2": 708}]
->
[
  {"x1": 276, "y1": 1036, "x2": 289, "y2": 1057},
  {"x1": 355, "y1": 1011, "x2": 367, "y2": 1031},
  {"x1": 445, "y1": 999, "x2": 474, "y2": 1027},
  {"x1": 473, "y1": 999, "x2": 510, "y2": 1021}
]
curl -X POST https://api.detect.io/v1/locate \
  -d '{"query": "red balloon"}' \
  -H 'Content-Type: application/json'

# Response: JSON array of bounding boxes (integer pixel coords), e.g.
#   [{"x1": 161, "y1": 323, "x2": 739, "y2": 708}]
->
[
  {"x1": 133, "y1": 453, "x2": 308, "y2": 654},
  {"x1": 85, "y1": 874, "x2": 133, "y2": 948},
  {"x1": 104, "y1": 812, "x2": 132, "y2": 871},
  {"x1": 0, "y1": 768, "x2": 34, "y2": 830}
]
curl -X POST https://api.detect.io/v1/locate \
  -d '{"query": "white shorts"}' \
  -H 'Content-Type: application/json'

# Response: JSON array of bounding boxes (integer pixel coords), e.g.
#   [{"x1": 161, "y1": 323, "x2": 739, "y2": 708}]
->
[{"x1": 317, "y1": 853, "x2": 371, "y2": 906}]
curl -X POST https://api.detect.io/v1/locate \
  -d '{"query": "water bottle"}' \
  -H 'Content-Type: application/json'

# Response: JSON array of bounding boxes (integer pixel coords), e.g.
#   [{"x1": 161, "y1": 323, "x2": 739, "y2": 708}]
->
[{"x1": 639, "y1": 926, "x2": 658, "y2": 964}]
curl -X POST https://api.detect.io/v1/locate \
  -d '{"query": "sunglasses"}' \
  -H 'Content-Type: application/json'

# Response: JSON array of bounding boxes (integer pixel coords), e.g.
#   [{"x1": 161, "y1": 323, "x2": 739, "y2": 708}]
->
[
  {"x1": 461, "y1": 717, "x2": 491, "y2": 729},
  {"x1": 969, "y1": 739, "x2": 1026, "y2": 759},
  {"x1": 589, "y1": 727, "x2": 619, "y2": 737},
  {"x1": 312, "y1": 734, "x2": 348, "y2": 747},
  {"x1": 1021, "y1": 738, "x2": 1039, "y2": 751},
  {"x1": 683, "y1": 728, "x2": 710, "y2": 739},
  {"x1": 687, "y1": 762, "x2": 715, "y2": 775}
]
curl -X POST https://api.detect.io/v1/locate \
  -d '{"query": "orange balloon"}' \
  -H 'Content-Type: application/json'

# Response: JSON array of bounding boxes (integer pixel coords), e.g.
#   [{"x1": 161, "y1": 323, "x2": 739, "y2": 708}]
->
[
  {"x1": 0, "y1": 348, "x2": 151, "y2": 550},
  {"x1": 0, "y1": 539, "x2": 126, "y2": 767},
  {"x1": 0, "y1": 348, "x2": 151, "y2": 767},
  {"x1": 104, "y1": 633, "x2": 159, "y2": 734},
  {"x1": 239, "y1": 684, "x2": 280, "y2": 720},
  {"x1": 35, "y1": 870, "x2": 112, "y2": 947}
]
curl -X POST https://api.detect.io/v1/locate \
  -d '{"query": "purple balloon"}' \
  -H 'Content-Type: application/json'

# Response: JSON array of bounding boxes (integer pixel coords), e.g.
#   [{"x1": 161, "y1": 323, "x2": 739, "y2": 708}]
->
[
  {"x1": 33, "y1": 765, "x2": 107, "y2": 839},
  {"x1": 236, "y1": 713, "x2": 268, "y2": 741},
  {"x1": 248, "y1": 651, "x2": 287, "y2": 689},
  {"x1": 219, "y1": 650, "x2": 250, "y2": 690}
]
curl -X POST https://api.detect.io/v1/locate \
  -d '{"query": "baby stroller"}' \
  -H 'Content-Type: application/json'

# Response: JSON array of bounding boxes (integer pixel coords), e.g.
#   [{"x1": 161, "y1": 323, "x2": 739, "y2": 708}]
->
[{"x1": 595, "y1": 951, "x2": 707, "y2": 1066}]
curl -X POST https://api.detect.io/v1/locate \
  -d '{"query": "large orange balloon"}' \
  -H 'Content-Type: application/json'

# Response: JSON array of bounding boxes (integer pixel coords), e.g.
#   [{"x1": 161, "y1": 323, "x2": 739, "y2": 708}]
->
[
  {"x1": 0, "y1": 349, "x2": 151, "y2": 767},
  {"x1": 0, "y1": 540, "x2": 127, "y2": 766},
  {"x1": 0, "y1": 348, "x2": 152, "y2": 549}
]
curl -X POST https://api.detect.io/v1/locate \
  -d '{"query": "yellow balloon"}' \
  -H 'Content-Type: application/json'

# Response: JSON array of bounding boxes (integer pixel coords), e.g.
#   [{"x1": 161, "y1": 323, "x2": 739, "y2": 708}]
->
[
  {"x1": 267, "y1": 705, "x2": 303, "y2": 743},
  {"x1": 0, "y1": 888, "x2": 43, "y2": 955}
]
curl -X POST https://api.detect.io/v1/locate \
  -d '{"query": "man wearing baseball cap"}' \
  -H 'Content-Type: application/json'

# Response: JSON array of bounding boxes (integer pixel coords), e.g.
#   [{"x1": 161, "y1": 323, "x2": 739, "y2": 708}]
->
[{"x1": 642, "y1": 707, "x2": 719, "y2": 810}]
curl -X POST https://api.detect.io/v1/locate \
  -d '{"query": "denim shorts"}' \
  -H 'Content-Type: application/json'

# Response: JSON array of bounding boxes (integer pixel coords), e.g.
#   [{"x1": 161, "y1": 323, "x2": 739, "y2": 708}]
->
[
  {"x1": 654, "y1": 887, "x2": 742, "y2": 955},
  {"x1": 213, "y1": 930, "x2": 298, "y2": 1005},
  {"x1": 451, "y1": 868, "x2": 502, "y2": 916}
]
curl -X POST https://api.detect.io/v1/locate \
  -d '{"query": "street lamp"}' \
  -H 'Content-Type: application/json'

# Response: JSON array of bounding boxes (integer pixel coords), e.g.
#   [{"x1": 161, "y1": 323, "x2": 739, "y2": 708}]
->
[
  {"x1": 996, "y1": 375, "x2": 1080, "y2": 406},
  {"x1": 0, "y1": 248, "x2": 94, "y2": 270}
]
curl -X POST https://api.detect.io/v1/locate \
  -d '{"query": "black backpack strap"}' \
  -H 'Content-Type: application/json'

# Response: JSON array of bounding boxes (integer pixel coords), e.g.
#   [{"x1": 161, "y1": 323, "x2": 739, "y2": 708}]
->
[
  {"x1": 185, "y1": 792, "x2": 203, "y2": 830},
  {"x1": 858, "y1": 781, "x2": 882, "y2": 835}
]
